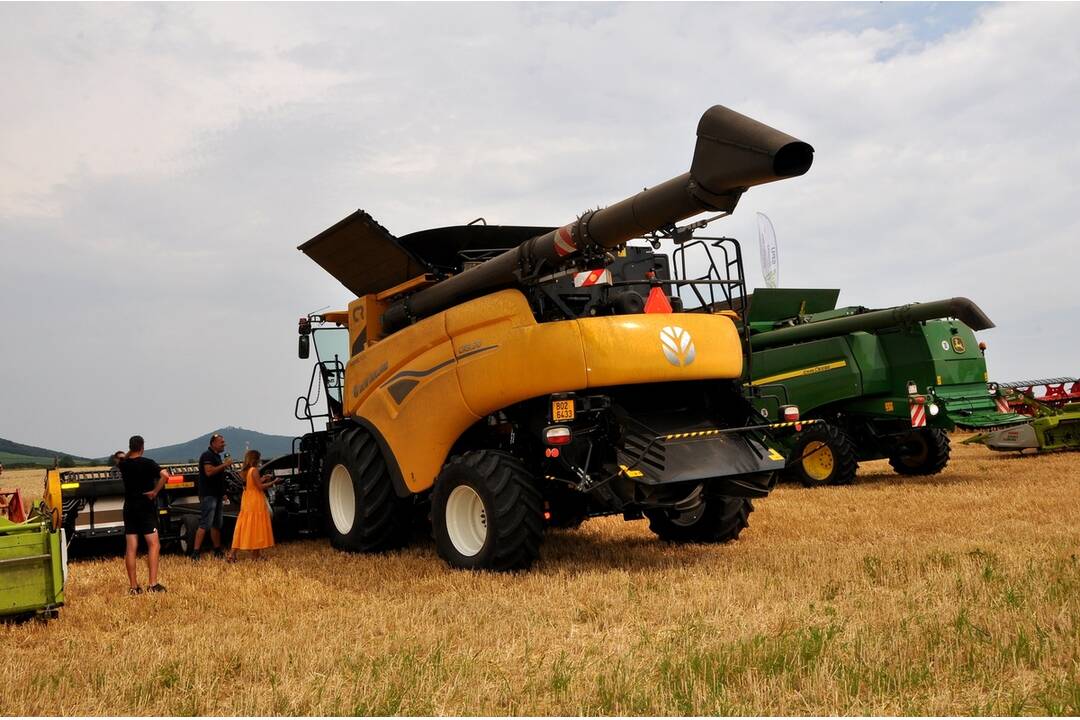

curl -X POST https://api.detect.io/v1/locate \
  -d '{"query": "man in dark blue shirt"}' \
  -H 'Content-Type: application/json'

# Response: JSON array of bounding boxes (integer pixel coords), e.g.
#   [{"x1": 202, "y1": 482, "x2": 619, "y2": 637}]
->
[
  {"x1": 192, "y1": 432, "x2": 232, "y2": 560},
  {"x1": 116, "y1": 435, "x2": 168, "y2": 595}
]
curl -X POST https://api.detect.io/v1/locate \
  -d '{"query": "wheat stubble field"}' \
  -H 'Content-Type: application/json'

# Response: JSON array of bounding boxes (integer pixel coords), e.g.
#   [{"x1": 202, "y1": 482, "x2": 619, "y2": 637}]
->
[{"x1": 1, "y1": 437, "x2": 1078, "y2": 716}]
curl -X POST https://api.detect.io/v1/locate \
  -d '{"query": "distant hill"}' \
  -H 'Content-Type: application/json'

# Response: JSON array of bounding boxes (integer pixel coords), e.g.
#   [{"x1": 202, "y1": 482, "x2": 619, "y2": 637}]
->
[
  {"x1": 0, "y1": 437, "x2": 92, "y2": 467},
  {"x1": 144, "y1": 426, "x2": 297, "y2": 463}
]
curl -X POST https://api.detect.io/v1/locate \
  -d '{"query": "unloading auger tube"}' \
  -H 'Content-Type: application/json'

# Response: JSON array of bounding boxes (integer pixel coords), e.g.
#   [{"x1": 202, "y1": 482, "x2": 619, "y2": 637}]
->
[
  {"x1": 749, "y1": 297, "x2": 994, "y2": 351},
  {"x1": 381, "y1": 105, "x2": 814, "y2": 333}
]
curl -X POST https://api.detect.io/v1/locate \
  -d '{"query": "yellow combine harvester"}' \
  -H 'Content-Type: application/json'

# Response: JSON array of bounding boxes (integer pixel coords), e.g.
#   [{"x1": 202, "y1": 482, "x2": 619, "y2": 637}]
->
[{"x1": 291, "y1": 105, "x2": 815, "y2": 570}]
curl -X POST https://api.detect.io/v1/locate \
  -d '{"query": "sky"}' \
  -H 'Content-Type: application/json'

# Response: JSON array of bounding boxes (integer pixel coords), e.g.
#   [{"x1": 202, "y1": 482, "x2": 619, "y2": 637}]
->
[{"x1": 2, "y1": 2, "x2": 1078, "y2": 456}]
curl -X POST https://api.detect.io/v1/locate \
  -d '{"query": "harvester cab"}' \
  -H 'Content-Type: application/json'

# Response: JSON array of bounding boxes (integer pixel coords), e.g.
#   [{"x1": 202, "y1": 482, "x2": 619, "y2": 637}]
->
[
  {"x1": 741, "y1": 288, "x2": 1029, "y2": 486},
  {"x1": 292, "y1": 105, "x2": 816, "y2": 571}
]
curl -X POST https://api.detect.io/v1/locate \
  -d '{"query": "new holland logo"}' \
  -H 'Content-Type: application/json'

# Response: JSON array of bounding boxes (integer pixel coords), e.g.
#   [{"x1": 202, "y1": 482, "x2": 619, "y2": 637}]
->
[{"x1": 660, "y1": 326, "x2": 696, "y2": 367}]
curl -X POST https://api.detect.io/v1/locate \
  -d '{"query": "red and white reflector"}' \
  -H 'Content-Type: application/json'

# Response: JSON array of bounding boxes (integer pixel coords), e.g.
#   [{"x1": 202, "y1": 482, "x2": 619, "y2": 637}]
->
[
  {"x1": 166, "y1": 475, "x2": 185, "y2": 484},
  {"x1": 573, "y1": 268, "x2": 613, "y2": 287},
  {"x1": 544, "y1": 426, "x2": 572, "y2": 445},
  {"x1": 995, "y1": 396, "x2": 1011, "y2": 414},
  {"x1": 553, "y1": 225, "x2": 577, "y2": 257},
  {"x1": 781, "y1": 405, "x2": 800, "y2": 422},
  {"x1": 910, "y1": 400, "x2": 927, "y2": 427}
]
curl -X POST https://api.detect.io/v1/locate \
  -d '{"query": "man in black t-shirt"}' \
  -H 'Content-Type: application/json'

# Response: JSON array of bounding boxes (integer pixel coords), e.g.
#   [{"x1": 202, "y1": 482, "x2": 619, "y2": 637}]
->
[
  {"x1": 116, "y1": 435, "x2": 169, "y2": 595},
  {"x1": 192, "y1": 433, "x2": 231, "y2": 560}
]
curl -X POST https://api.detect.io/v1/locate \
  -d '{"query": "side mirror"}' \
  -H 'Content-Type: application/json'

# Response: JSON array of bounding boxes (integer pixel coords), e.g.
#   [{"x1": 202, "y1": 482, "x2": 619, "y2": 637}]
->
[{"x1": 298, "y1": 334, "x2": 310, "y2": 359}]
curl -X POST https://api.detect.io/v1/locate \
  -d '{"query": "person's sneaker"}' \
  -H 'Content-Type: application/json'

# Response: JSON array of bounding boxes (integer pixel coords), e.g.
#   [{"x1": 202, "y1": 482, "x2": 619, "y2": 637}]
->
[
  {"x1": 147, "y1": 583, "x2": 167, "y2": 594},
  {"x1": 212, "y1": 549, "x2": 225, "y2": 560},
  {"x1": 190, "y1": 551, "x2": 201, "y2": 562},
  {"x1": 128, "y1": 586, "x2": 143, "y2": 596}
]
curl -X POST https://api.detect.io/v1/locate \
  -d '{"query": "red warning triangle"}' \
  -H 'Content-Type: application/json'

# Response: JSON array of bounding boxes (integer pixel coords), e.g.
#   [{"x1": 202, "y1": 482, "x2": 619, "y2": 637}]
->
[{"x1": 644, "y1": 286, "x2": 673, "y2": 314}]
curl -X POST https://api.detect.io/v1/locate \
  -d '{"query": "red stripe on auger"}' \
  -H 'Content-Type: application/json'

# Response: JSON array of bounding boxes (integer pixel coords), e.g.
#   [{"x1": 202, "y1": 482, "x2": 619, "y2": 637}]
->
[
  {"x1": 553, "y1": 225, "x2": 577, "y2": 257},
  {"x1": 995, "y1": 397, "x2": 1010, "y2": 414}
]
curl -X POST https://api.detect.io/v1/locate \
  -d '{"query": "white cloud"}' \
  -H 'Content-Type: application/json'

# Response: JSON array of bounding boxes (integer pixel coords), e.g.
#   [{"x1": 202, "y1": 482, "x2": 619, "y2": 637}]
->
[{"x1": 1, "y1": 2, "x2": 1077, "y2": 455}]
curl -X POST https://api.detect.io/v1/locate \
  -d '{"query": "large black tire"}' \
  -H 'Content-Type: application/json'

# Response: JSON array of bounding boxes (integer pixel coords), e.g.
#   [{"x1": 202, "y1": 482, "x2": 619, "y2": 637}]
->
[
  {"x1": 432, "y1": 450, "x2": 544, "y2": 571},
  {"x1": 889, "y1": 428, "x2": 951, "y2": 476},
  {"x1": 783, "y1": 422, "x2": 858, "y2": 487},
  {"x1": 322, "y1": 425, "x2": 412, "y2": 553},
  {"x1": 178, "y1": 513, "x2": 200, "y2": 556},
  {"x1": 645, "y1": 495, "x2": 754, "y2": 543}
]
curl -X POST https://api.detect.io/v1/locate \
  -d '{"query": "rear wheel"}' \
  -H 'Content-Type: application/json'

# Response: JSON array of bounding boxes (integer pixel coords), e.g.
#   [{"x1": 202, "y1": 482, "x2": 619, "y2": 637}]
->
[
  {"x1": 889, "y1": 428, "x2": 950, "y2": 475},
  {"x1": 178, "y1": 514, "x2": 200, "y2": 556},
  {"x1": 645, "y1": 495, "x2": 753, "y2": 543},
  {"x1": 322, "y1": 425, "x2": 412, "y2": 553},
  {"x1": 784, "y1": 422, "x2": 858, "y2": 487},
  {"x1": 432, "y1": 450, "x2": 543, "y2": 571}
]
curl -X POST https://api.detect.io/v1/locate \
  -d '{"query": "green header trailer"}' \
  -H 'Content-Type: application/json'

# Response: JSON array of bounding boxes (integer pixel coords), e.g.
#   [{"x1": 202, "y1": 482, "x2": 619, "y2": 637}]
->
[
  {"x1": 0, "y1": 506, "x2": 66, "y2": 620},
  {"x1": 744, "y1": 288, "x2": 1028, "y2": 486},
  {"x1": 964, "y1": 388, "x2": 1080, "y2": 453}
]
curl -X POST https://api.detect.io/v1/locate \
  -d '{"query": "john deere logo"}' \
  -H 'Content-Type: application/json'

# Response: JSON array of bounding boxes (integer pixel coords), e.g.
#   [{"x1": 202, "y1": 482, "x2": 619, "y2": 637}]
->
[
  {"x1": 660, "y1": 326, "x2": 696, "y2": 367},
  {"x1": 952, "y1": 336, "x2": 966, "y2": 353}
]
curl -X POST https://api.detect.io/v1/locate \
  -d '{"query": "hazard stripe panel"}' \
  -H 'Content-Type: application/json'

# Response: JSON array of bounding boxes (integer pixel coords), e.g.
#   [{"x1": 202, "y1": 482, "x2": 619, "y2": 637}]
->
[{"x1": 553, "y1": 225, "x2": 577, "y2": 257}]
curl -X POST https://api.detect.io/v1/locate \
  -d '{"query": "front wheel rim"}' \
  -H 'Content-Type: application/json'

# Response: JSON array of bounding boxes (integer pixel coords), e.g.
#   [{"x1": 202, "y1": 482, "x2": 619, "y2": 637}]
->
[
  {"x1": 329, "y1": 464, "x2": 356, "y2": 535},
  {"x1": 445, "y1": 485, "x2": 488, "y2": 557},
  {"x1": 802, "y1": 440, "x2": 835, "y2": 481}
]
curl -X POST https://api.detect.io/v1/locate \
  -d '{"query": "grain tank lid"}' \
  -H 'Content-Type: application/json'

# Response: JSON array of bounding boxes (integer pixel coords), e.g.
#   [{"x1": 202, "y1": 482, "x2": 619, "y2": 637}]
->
[
  {"x1": 746, "y1": 288, "x2": 841, "y2": 324},
  {"x1": 397, "y1": 224, "x2": 556, "y2": 274},
  {"x1": 297, "y1": 210, "x2": 430, "y2": 297}
]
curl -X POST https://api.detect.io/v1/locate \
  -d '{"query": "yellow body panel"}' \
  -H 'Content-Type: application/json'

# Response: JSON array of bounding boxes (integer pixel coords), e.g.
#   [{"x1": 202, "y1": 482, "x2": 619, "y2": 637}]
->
[
  {"x1": 44, "y1": 469, "x2": 62, "y2": 528},
  {"x1": 343, "y1": 289, "x2": 744, "y2": 494},
  {"x1": 347, "y1": 294, "x2": 388, "y2": 351}
]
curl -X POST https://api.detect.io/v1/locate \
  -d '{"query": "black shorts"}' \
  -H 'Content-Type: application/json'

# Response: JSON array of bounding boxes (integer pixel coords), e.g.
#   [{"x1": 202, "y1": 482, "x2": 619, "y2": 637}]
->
[{"x1": 123, "y1": 502, "x2": 158, "y2": 536}]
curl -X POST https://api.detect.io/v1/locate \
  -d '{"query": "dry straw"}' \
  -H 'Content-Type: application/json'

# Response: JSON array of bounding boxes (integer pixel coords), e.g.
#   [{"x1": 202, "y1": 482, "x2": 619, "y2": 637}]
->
[{"x1": 1, "y1": 438, "x2": 1078, "y2": 715}]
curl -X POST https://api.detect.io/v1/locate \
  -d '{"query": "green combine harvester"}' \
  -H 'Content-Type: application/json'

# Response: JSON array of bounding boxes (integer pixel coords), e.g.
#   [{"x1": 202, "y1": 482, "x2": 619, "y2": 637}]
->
[
  {"x1": 742, "y1": 288, "x2": 1028, "y2": 486},
  {"x1": 0, "y1": 503, "x2": 66, "y2": 620}
]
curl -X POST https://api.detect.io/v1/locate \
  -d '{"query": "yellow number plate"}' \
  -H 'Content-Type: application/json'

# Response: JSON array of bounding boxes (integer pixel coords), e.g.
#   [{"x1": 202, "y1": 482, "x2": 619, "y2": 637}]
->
[{"x1": 552, "y1": 399, "x2": 575, "y2": 422}]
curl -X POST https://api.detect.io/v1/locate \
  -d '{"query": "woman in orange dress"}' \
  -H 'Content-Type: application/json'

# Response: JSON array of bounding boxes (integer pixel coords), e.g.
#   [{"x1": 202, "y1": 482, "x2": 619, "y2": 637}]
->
[{"x1": 227, "y1": 450, "x2": 278, "y2": 562}]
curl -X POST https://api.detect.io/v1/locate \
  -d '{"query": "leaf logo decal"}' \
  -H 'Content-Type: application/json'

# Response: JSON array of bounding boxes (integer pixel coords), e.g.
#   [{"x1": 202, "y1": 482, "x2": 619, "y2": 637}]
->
[{"x1": 660, "y1": 326, "x2": 696, "y2": 367}]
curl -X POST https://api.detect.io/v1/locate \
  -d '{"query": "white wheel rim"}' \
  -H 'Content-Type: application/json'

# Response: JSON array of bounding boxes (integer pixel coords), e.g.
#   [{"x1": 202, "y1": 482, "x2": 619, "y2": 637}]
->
[
  {"x1": 445, "y1": 485, "x2": 487, "y2": 557},
  {"x1": 329, "y1": 464, "x2": 356, "y2": 536}
]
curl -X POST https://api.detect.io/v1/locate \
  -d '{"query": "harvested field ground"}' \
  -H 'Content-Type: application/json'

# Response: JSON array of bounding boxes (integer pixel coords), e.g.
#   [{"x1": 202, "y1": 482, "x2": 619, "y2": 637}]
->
[{"x1": 2, "y1": 437, "x2": 1079, "y2": 715}]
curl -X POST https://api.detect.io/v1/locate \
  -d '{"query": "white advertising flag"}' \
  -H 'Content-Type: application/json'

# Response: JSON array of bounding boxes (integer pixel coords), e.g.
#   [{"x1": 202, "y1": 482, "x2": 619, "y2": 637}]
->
[{"x1": 757, "y1": 212, "x2": 779, "y2": 288}]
